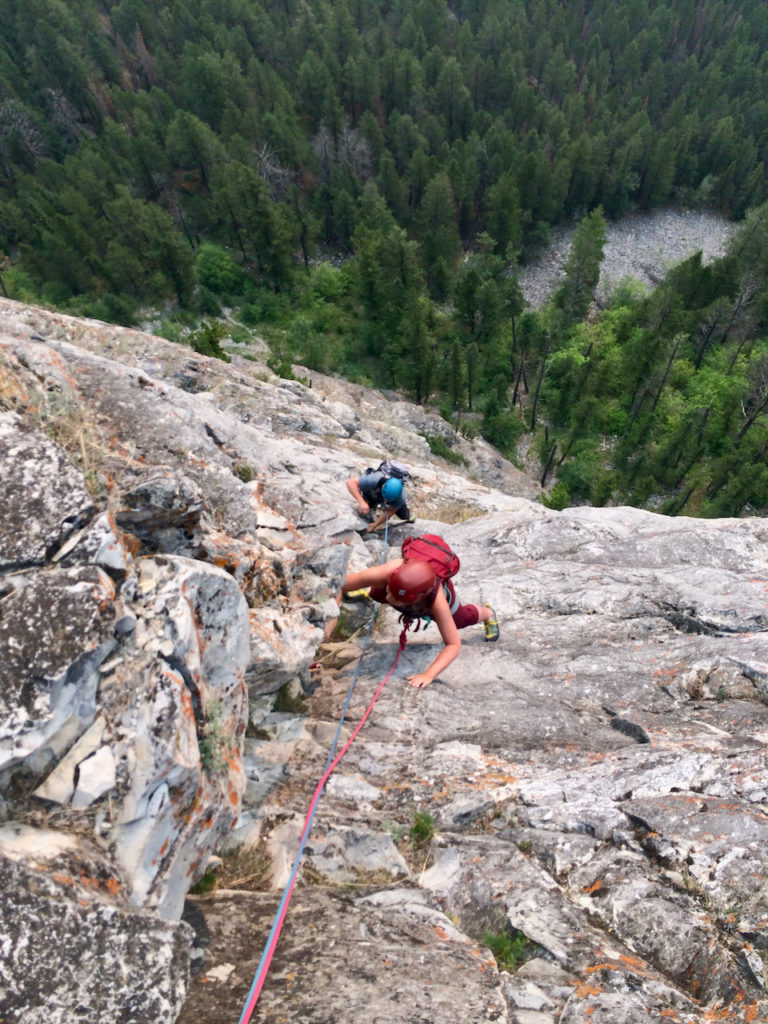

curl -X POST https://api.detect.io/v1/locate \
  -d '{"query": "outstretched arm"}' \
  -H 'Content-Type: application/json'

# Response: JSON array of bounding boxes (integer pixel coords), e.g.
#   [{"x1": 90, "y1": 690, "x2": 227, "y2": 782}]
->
[
  {"x1": 339, "y1": 558, "x2": 402, "y2": 600},
  {"x1": 324, "y1": 558, "x2": 403, "y2": 642},
  {"x1": 407, "y1": 587, "x2": 461, "y2": 689}
]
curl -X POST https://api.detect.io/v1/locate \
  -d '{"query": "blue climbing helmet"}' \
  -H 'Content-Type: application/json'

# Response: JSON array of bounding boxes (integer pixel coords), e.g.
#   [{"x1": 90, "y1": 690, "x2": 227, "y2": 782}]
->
[{"x1": 381, "y1": 477, "x2": 403, "y2": 504}]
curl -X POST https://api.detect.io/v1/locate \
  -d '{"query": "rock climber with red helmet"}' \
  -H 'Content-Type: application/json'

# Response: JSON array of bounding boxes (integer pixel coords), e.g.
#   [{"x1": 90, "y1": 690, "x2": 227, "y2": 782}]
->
[{"x1": 337, "y1": 557, "x2": 499, "y2": 688}]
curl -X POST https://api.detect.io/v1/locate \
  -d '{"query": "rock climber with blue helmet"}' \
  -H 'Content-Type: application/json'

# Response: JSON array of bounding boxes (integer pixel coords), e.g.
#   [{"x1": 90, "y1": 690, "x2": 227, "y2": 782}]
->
[{"x1": 345, "y1": 464, "x2": 414, "y2": 532}]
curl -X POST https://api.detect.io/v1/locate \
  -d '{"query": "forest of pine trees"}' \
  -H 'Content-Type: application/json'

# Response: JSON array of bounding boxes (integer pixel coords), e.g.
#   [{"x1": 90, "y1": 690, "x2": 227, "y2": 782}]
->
[{"x1": 3, "y1": 0, "x2": 768, "y2": 515}]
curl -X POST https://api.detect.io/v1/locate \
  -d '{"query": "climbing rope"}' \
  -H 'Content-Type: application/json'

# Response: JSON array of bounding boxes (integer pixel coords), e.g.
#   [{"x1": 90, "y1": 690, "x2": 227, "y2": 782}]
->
[
  {"x1": 319, "y1": 516, "x2": 390, "y2": 774},
  {"x1": 237, "y1": 518, "x2": 401, "y2": 1024}
]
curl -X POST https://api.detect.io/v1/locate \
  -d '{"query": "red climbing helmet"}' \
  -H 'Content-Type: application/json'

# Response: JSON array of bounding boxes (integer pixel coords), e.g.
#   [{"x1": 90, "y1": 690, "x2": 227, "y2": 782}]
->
[{"x1": 387, "y1": 560, "x2": 437, "y2": 603}]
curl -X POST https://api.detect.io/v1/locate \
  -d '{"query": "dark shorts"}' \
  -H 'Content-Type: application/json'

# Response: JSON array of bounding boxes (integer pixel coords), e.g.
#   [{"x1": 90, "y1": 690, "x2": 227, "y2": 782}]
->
[{"x1": 452, "y1": 603, "x2": 481, "y2": 629}]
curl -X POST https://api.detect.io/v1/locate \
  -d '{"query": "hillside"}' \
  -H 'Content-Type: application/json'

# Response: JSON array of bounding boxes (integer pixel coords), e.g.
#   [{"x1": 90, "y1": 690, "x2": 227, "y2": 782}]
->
[
  {"x1": 6, "y1": 2, "x2": 768, "y2": 518},
  {"x1": 1, "y1": 299, "x2": 767, "y2": 1023}
]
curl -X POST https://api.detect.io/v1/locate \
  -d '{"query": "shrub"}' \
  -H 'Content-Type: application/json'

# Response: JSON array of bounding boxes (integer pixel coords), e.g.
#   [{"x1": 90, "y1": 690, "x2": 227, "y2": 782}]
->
[
  {"x1": 423, "y1": 433, "x2": 466, "y2": 465},
  {"x1": 558, "y1": 440, "x2": 603, "y2": 501},
  {"x1": 156, "y1": 319, "x2": 184, "y2": 343},
  {"x1": 482, "y1": 928, "x2": 527, "y2": 971},
  {"x1": 189, "y1": 868, "x2": 218, "y2": 895},
  {"x1": 191, "y1": 320, "x2": 231, "y2": 362},
  {"x1": 409, "y1": 810, "x2": 435, "y2": 846},
  {"x1": 234, "y1": 462, "x2": 254, "y2": 483},
  {"x1": 192, "y1": 285, "x2": 222, "y2": 318},
  {"x1": 227, "y1": 323, "x2": 252, "y2": 345},
  {"x1": 72, "y1": 293, "x2": 138, "y2": 325},
  {"x1": 196, "y1": 242, "x2": 245, "y2": 295},
  {"x1": 307, "y1": 262, "x2": 347, "y2": 303},
  {"x1": 266, "y1": 353, "x2": 295, "y2": 379},
  {"x1": 482, "y1": 393, "x2": 524, "y2": 455},
  {"x1": 272, "y1": 681, "x2": 307, "y2": 714},
  {"x1": 239, "y1": 289, "x2": 287, "y2": 324},
  {"x1": 542, "y1": 481, "x2": 570, "y2": 510},
  {"x1": 381, "y1": 819, "x2": 405, "y2": 844}
]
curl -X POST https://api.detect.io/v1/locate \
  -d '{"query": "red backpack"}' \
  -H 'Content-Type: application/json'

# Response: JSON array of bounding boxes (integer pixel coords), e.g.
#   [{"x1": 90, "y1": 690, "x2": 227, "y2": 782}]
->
[{"x1": 401, "y1": 534, "x2": 460, "y2": 581}]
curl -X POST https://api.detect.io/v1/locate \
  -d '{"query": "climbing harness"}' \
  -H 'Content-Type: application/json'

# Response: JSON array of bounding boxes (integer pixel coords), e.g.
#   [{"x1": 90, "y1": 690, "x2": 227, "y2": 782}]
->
[{"x1": 237, "y1": 522, "x2": 406, "y2": 1024}]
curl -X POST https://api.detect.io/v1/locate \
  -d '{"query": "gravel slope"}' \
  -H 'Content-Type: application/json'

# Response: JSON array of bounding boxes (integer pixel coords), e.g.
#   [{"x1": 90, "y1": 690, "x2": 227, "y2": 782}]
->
[{"x1": 519, "y1": 206, "x2": 738, "y2": 308}]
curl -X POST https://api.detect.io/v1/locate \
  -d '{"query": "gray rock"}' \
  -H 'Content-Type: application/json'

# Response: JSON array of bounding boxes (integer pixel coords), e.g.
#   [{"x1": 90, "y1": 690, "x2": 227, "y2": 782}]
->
[
  {"x1": 0, "y1": 824, "x2": 192, "y2": 1024},
  {"x1": 0, "y1": 566, "x2": 117, "y2": 773},
  {"x1": 2, "y1": 297, "x2": 768, "y2": 1024},
  {"x1": 177, "y1": 887, "x2": 508, "y2": 1024},
  {"x1": 0, "y1": 412, "x2": 95, "y2": 571}
]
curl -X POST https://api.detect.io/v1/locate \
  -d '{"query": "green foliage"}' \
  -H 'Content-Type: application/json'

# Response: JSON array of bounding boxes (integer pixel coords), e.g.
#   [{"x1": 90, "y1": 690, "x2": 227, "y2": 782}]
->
[
  {"x1": 190, "y1": 320, "x2": 231, "y2": 362},
  {"x1": 558, "y1": 440, "x2": 613, "y2": 505},
  {"x1": 199, "y1": 699, "x2": 226, "y2": 774},
  {"x1": 240, "y1": 290, "x2": 289, "y2": 325},
  {"x1": 482, "y1": 393, "x2": 524, "y2": 455},
  {"x1": 422, "y1": 433, "x2": 466, "y2": 465},
  {"x1": 196, "y1": 243, "x2": 245, "y2": 295},
  {"x1": 68, "y1": 292, "x2": 138, "y2": 326},
  {"x1": 234, "y1": 462, "x2": 254, "y2": 483},
  {"x1": 155, "y1": 319, "x2": 185, "y2": 344},
  {"x1": 193, "y1": 286, "x2": 222, "y2": 318},
  {"x1": 0, "y1": 266, "x2": 37, "y2": 303},
  {"x1": 226, "y1": 323, "x2": 253, "y2": 345},
  {"x1": 482, "y1": 928, "x2": 528, "y2": 972},
  {"x1": 272, "y1": 682, "x2": 307, "y2": 714},
  {"x1": 189, "y1": 868, "x2": 218, "y2": 895},
  {"x1": 5, "y1": 1, "x2": 768, "y2": 515},
  {"x1": 266, "y1": 333, "x2": 297, "y2": 379},
  {"x1": 381, "y1": 819, "x2": 406, "y2": 844},
  {"x1": 267, "y1": 355, "x2": 296, "y2": 380},
  {"x1": 327, "y1": 608, "x2": 357, "y2": 642},
  {"x1": 542, "y1": 482, "x2": 570, "y2": 511},
  {"x1": 307, "y1": 263, "x2": 348, "y2": 304},
  {"x1": 409, "y1": 810, "x2": 435, "y2": 847},
  {"x1": 3, "y1": 0, "x2": 768, "y2": 303},
  {"x1": 553, "y1": 207, "x2": 607, "y2": 323}
]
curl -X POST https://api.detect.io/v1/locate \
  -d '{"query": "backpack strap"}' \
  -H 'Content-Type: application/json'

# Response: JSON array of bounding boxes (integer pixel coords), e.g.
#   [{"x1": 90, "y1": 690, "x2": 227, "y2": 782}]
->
[{"x1": 443, "y1": 579, "x2": 459, "y2": 614}]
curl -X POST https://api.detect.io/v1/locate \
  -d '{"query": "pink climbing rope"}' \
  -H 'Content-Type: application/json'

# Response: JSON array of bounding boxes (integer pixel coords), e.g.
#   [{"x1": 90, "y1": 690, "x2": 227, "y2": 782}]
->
[{"x1": 238, "y1": 624, "x2": 411, "y2": 1024}]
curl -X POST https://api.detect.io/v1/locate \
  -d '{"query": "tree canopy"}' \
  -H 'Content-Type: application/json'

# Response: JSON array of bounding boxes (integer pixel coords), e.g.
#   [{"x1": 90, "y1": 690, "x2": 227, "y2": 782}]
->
[{"x1": 3, "y1": 0, "x2": 768, "y2": 515}]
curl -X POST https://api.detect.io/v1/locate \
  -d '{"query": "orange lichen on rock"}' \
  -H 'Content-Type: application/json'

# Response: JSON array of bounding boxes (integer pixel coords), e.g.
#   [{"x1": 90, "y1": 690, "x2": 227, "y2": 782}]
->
[
  {"x1": 572, "y1": 981, "x2": 603, "y2": 998},
  {"x1": 581, "y1": 879, "x2": 603, "y2": 894},
  {"x1": 52, "y1": 873, "x2": 76, "y2": 886}
]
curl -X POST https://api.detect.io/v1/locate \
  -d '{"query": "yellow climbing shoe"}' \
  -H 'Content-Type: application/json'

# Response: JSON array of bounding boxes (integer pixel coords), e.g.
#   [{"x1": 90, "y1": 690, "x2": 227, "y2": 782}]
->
[{"x1": 483, "y1": 604, "x2": 499, "y2": 642}]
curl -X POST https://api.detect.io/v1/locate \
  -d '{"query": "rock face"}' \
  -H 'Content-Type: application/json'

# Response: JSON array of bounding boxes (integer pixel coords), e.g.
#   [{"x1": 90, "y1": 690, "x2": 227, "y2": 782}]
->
[{"x1": 1, "y1": 297, "x2": 767, "y2": 1024}]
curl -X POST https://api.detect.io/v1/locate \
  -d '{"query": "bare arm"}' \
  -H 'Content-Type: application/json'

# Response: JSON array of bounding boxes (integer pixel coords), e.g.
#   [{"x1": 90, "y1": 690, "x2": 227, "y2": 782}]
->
[
  {"x1": 336, "y1": 558, "x2": 403, "y2": 604},
  {"x1": 345, "y1": 476, "x2": 369, "y2": 513},
  {"x1": 367, "y1": 506, "x2": 393, "y2": 532},
  {"x1": 341, "y1": 559, "x2": 402, "y2": 593},
  {"x1": 324, "y1": 559, "x2": 404, "y2": 643},
  {"x1": 407, "y1": 586, "x2": 461, "y2": 689}
]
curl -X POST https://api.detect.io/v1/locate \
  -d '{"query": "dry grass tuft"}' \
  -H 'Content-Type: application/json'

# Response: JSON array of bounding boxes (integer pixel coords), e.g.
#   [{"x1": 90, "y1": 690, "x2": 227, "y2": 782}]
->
[
  {"x1": 216, "y1": 841, "x2": 273, "y2": 891},
  {"x1": 0, "y1": 347, "x2": 109, "y2": 497},
  {"x1": 418, "y1": 498, "x2": 485, "y2": 524}
]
